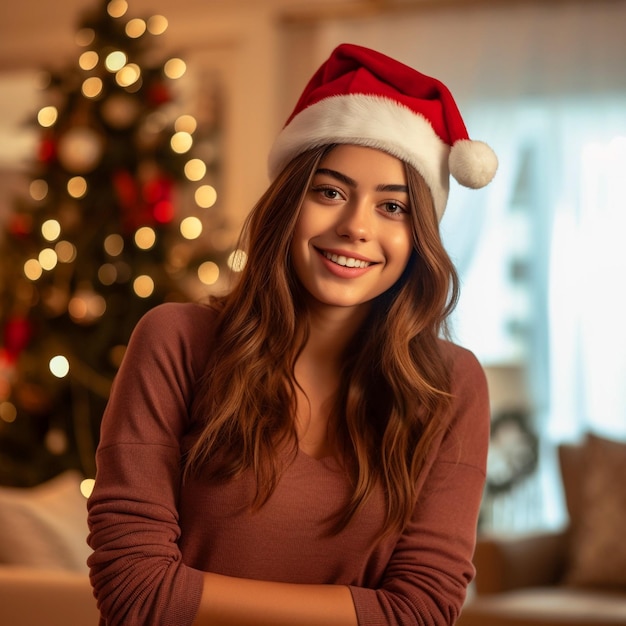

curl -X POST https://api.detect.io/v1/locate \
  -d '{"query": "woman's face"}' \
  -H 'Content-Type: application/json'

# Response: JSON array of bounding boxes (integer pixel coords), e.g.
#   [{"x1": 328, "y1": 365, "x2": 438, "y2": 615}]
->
[{"x1": 290, "y1": 144, "x2": 414, "y2": 317}]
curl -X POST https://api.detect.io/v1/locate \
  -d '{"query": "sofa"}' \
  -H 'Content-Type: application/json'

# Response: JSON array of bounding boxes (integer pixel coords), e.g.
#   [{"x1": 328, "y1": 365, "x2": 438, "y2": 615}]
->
[
  {"x1": 458, "y1": 433, "x2": 626, "y2": 626},
  {"x1": 0, "y1": 471, "x2": 99, "y2": 626}
]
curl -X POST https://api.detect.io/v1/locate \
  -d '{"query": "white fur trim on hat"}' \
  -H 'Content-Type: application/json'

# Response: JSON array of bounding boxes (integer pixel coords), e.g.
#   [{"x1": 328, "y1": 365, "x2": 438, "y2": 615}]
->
[{"x1": 268, "y1": 94, "x2": 451, "y2": 219}]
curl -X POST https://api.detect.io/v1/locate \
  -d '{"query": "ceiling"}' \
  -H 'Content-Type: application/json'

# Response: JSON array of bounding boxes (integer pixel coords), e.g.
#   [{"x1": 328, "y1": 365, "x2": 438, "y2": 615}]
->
[{"x1": 0, "y1": 0, "x2": 406, "y2": 71}]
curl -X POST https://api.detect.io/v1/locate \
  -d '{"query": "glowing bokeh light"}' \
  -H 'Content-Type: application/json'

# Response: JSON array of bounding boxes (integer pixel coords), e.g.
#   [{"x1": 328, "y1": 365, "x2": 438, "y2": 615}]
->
[
  {"x1": 170, "y1": 131, "x2": 193, "y2": 154},
  {"x1": 116, "y1": 64, "x2": 141, "y2": 88},
  {"x1": 134, "y1": 226, "x2": 156, "y2": 250},
  {"x1": 147, "y1": 15, "x2": 168, "y2": 35},
  {"x1": 37, "y1": 106, "x2": 58, "y2": 128},
  {"x1": 29, "y1": 179, "x2": 48, "y2": 201},
  {"x1": 198, "y1": 261, "x2": 220, "y2": 285},
  {"x1": 104, "y1": 233, "x2": 124, "y2": 256},
  {"x1": 126, "y1": 18, "x2": 146, "y2": 38},
  {"x1": 42, "y1": 219, "x2": 61, "y2": 241},
  {"x1": 164, "y1": 58, "x2": 186, "y2": 79},
  {"x1": 105, "y1": 50, "x2": 127, "y2": 72},
  {"x1": 228, "y1": 249, "x2": 248, "y2": 272},
  {"x1": 107, "y1": 0, "x2": 128, "y2": 18},
  {"x1": 55, "y1": 240, "x2": 77, "y2": 263},
  {"x1": 79, "y1": 51, "x2": 99, "y2": 71},
  {"x1": 175, "y1": 115, "x2": 197, "y2": 134},
  {"x1": 80, "y1": 478, "x2": 95, "y2": 498},
  {"x1": 24, "y1": 259, "x2": 43, "y2": 281},
  {"x1": 195, "y1": 185, "x2": 217, "y2": 209},
  {"x1": 67, "y1": 176, "x2": 88, "y2": 199},
  {"x1": 49, "y1": 355, "x2": 70, "y2": 378},
  {"x1": 0, "y1": 402, "x2": 17, "y2": 424},
  {"x1": 82, "y1": 76, "x2": 103, "y2": 98},
  {"x1": 133, "y1": 275, "x2": 155, "y2": 298},
  {"x1": 180, "y1": 216, "x2": 202, "y2": 240},
  {"x1": 184, "y1": 158, "x2": 206, "y2": 181}
]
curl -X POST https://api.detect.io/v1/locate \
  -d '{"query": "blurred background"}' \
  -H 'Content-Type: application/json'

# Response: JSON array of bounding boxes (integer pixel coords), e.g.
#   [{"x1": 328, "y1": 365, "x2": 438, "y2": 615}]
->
[{"x1": 0, "y1": 0, "x2": 625, "y2": 539}]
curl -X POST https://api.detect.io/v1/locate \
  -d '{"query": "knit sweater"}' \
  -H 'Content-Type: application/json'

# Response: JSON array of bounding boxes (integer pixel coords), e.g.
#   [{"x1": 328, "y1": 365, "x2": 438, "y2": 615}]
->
[{"x1": 87, "y1": 302, "x2": 489, "y2": 626}]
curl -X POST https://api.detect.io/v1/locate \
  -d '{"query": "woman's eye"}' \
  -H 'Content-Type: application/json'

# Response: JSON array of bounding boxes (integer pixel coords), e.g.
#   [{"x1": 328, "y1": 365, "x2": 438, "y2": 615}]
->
[
  {"x1": 313, "y1": 186, "x2": 342, "y2": 200},
  {"x1": 382, "y1": 202, "x2": 407, "y2": 215}
]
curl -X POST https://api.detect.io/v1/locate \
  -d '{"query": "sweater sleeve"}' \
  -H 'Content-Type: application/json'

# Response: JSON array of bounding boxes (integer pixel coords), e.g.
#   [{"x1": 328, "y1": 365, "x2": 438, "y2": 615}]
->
[
  {"x1": 349, "y1": 345, "x2": 490, "y2": 626},
  {"x1": 86, "y1": 303, "x2": 209, "y2": 626}
]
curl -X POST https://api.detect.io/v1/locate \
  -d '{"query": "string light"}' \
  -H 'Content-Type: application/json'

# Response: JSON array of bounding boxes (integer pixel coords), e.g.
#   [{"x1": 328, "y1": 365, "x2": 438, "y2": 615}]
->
[
  {"x1": 79, "y1": 51, "x2": 99, "y2": 71},
  {"x1": 98, "y1": 263, "x2": 117, "y2": 285},
  {"x1": 180, "y1": 216, "x2": 202, "y2": 240},
  {"x1": 195, "y1": 185, "x2": 217, "y2": 209},
  {"x1": 170, "y1": 131, "x2": 193, "y2": 154},
  {"x1": 228, "y1": 249, "x2": 248, "y2": 272},
  {"x1": 0, "y1": 402, "x2": 17, "y2": 424},
  {"x1": 29, "y1": 179, "x2": 48, "y2": 201},
  {"x1": 38, "y1": 248, "x2": 58, "y2": 271},
  {"x1": 133, "y1": 275, "x2": 154, "y2": 298},
  {"x1": 175, "y1": 115, "x2": 197, "y2": 134},
  {"x1": 80, "y1": 478, "x2": 95, "y2": 498},
  {"x1": 116, "y1": 64, "x2": 141, "y2": 88},
  {"x1": 164, "y1": 58, "x2": 186, "y2": 80},
  {"x1": 67, "y1": 176, "x2": 88, "y2": 199},
  {"x1": 107, "y1": 0, "x2": 128, "y2": 18},
  {"x1": 198, "y1": 261, "x2": 219, "y2": 286},
  {"x1": 55, "y1": 240, "x2": 77, "y2": 263},
  {"x1": 49, "y1": 355, "x2": 70, "y2": 378},
  {"x1": 82, "y1": 76, "x2": 103, "y2": 98},
  {"x1": 184, "y1": 158, "x2": 206, "y2": 181},
  {"x1": 37, "y1": 106, "x2": 58, "y2": 128},
  {"x1": 104, "y1": 233, "x2": 124, "y2": 256},
  {"x1": 24, "y1": 259, "x2": 43, "y2": 281},
  {"x1": 68, "y1": 289, "x2": 106, "y2": 323},
  {"x1": 134, "y1": 226, "x2": 156, "y2": 250},
  {"x1": 125, "y1": 18, "x2": 146, "y2": 38},
  {"x1": 147, "y1": 15, "x2": 168, "y2": 35},
  {"x1": 41, "y1": 219, "x2": 61, "y2": 241},
  {"x1": 105, "y1": 51, "x2": 127, "y2": 72}
]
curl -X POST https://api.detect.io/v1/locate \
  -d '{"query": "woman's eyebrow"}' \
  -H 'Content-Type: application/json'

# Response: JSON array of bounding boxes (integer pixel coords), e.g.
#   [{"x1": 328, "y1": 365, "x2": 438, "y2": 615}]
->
[
  {"x1": 315, "y1": 168, "x2": 356, "y2": 187},
  {"x1": 314, "y1": 168, "x2": 408, "y2": 194}
]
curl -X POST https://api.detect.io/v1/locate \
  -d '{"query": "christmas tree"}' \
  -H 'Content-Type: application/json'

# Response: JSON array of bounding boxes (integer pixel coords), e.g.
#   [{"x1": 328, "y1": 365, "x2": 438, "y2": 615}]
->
[{"x1": 0, "y1": 0, "x2": 231, "y2": 487}]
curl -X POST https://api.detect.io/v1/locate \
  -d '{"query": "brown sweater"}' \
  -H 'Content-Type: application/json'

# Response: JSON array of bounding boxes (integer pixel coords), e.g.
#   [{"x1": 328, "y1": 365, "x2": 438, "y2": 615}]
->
[{"x1": 87, "y1": 302, "x2": 489, "y2": 626}]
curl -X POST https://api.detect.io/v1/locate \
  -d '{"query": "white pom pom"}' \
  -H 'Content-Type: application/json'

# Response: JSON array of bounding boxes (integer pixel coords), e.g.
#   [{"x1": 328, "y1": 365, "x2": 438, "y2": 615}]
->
[{"x1": 449, "y1": 139, "x2": 498, "y2": 189}]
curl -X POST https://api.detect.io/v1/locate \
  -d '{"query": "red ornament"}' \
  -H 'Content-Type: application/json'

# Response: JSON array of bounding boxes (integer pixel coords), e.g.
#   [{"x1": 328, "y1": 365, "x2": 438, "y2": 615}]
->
[
  {"x1": 7, "y1": 213, "x2": 33, "y2": 237},
  {"x1": 39, "y1": 136, "x2": 56, "y2": 163},
  {"x1": 144, "y1": 176, "x2": 174, "y2": 224},
  {"x1": 113, "y1": 170, "x2": 139, "y2": 210},
  {"x1": 3, "y1": 317, "x2": 33, "y2": 360},
  {"x1": 153, "y1": 200, "x2": 174, "y2": 224},
  {"x1": 113, "y1": 170, "x2": 154, "y2": 232},
  {"x1": 147, "y1": 81, "x2": 172, "y2": 106}
]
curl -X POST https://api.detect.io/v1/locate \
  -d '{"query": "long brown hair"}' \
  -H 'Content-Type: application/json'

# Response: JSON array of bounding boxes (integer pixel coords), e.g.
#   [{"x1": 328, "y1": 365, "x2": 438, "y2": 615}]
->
[{"x1": 186, "y1": 144, "x2": 460, "y2": 537}]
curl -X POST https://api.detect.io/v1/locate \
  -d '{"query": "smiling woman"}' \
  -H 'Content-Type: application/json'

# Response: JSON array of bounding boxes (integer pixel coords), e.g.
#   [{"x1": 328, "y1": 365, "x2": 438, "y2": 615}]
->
[
  {"x1": 290, "y1": 145, "x2": 413, "y2": 314},
  {"x1": 87, "y1": 43, "x2": 498, "y2": 626}
]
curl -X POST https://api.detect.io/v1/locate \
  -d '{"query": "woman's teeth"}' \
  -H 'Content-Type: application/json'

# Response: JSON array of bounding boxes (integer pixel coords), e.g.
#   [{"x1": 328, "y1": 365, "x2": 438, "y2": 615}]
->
[{"x1": 322, "y1": 251, "x2": 370, "y2": 269}]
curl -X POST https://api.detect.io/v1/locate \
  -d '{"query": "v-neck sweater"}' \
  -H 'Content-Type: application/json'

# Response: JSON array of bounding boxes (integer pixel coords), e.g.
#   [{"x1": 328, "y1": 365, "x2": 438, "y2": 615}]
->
[{"x1": 87, "y1": 302, "x2": 489, "y2": 626}]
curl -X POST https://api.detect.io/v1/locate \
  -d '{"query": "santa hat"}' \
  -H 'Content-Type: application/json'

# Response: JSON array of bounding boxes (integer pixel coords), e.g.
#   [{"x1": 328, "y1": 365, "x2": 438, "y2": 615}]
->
[{"x1": 268, "y1": 43, "x2": 497, "y2": 220}]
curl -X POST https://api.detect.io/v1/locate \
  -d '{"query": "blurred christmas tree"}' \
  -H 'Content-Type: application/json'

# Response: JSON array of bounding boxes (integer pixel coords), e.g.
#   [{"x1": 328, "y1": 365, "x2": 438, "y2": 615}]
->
[{"x1": 0, "y1": 0, "x2": 231, "y2": 486}]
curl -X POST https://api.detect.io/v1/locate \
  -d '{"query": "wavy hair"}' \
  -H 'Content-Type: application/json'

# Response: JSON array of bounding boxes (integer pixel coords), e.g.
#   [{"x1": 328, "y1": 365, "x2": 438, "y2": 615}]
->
[{"x1": 186, "y1": 144, "x2": 460, "y2": 537}]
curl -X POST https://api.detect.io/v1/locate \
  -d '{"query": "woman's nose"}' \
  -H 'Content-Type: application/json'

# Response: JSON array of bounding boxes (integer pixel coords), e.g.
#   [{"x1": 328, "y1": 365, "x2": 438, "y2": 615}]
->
[{"x1": 335, "y1": 199, "x2": 372, "y2": 241}]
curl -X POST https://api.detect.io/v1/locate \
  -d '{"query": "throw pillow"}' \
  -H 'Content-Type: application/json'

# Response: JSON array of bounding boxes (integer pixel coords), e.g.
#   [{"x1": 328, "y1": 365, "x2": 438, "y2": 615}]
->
[
  {"x1": 0, "y1": 471, "x2": 91, "y2": 572},
  {"x1": 564, "y1": 433, "x2": 626, "y2": 588}
]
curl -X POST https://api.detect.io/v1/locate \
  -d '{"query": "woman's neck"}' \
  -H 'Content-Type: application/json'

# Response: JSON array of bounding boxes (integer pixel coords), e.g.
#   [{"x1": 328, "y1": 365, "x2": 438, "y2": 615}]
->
[{"x1": 301, "y1": 301, "x2": 371, "y2": 366}]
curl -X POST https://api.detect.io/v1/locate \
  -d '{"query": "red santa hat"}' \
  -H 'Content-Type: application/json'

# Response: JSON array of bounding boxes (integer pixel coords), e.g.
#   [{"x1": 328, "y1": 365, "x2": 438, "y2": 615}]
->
[{"x1": 268, "y1": 43, "x2": 497, "y2": 220}]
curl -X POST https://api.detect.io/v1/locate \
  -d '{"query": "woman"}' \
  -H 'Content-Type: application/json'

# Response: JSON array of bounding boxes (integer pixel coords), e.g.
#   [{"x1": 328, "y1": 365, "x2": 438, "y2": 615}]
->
[{"x1": 87, "y1": 43, "x2": 498, "y2": 626}]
